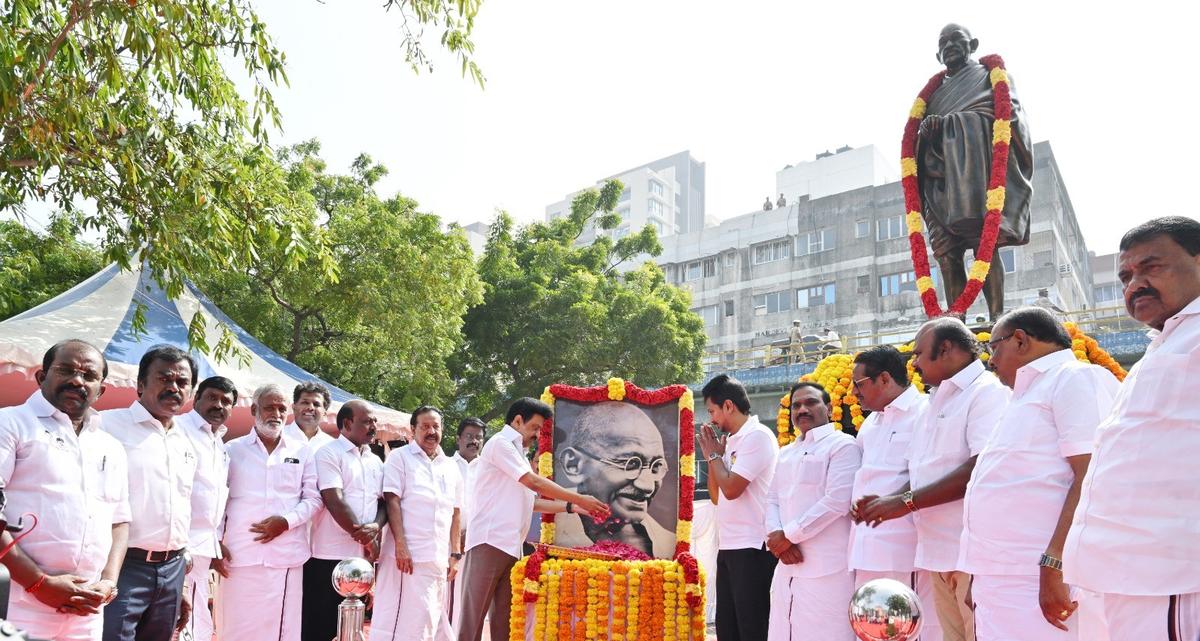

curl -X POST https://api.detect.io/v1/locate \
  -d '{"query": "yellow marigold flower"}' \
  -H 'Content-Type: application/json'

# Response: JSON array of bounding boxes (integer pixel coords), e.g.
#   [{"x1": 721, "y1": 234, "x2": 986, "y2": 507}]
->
[
  {"x1": 679, "y1": 454, "x2": 695, "y2": 476},
  {"x1": 968, "y1": 259, "x2": 991, "y2": 282},
  {"x1": 976, "y1": 332, "x2": 991, "y2": 341},
  {"x1": 676, "y1": 520, "x2": 692, "y2": 543},
  {"x1": 541, "y1": 386, "x2": 556, "y2": 408},
  {"x1": 992, "y1": 118, "x2": 1012, "y2": 145},
  {"x1": 989, "y1": 67, "x2": 1009, "y2": 86},
  {"x1": 538, "y1": 452, "x2": 553, "y2": 477},
  {"x1": 901, "y1": 157, "x2": 918, "y2": 178},
  {"x1": 906, "y1": 211, "x2": 923, "y2": 234},
  {"x1": 986, "y1": 186, "x2": 1006, "y2": 212},
  {"x1": 980, "y1": 352, "x2": 990, "y2": 362},
  {"x1": 678, "y1": 390, "x2": 694, "y2": 411},
  {"x1": 909, "y1": 98, "x2": 927, "y2": 119},
  {"x1": 607, "y1": 377, "x2": 626, "y2": 401},
  {"x1": 524, "y1": 578, "x2": 540, "y2": 594},
  {"x1": 1074, "y1": 349, "x2": 1088, "y2": 361},
  {"x1": 541, "y1": 522, "x2": 555, "y2": 543},
  {"x1": 851, "y1": 415, "x2": 865, "y2": 427}
]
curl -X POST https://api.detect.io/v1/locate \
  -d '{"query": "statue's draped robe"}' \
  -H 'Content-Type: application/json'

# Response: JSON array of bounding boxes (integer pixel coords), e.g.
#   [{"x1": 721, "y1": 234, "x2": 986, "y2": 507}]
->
[{"x1": 917, "y1": 60, "x2": 1033, "y2": 258}]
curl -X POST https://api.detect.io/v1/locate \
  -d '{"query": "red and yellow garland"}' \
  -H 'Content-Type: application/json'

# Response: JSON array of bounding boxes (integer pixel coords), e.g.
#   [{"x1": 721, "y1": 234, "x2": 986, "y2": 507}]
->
[{"x1": 902, "y1": 54, "x2": 1013, "y2": 318}]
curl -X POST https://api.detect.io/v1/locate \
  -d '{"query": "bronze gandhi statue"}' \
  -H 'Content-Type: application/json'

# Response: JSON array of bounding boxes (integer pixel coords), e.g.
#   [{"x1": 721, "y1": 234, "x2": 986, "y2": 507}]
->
[{"x1": 917, "y1": 24, "x2": 1033, "y2": 320}]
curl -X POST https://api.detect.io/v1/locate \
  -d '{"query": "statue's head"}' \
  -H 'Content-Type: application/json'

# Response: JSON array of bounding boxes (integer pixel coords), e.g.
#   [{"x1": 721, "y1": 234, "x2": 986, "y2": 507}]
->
[{"x1": 936, "y1": 23, "x2": 978, "y2": 71}]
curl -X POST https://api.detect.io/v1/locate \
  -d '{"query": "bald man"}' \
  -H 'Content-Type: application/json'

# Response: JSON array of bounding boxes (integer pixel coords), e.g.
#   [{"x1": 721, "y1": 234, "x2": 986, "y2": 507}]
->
[{"x1": 555, "y1": 401, "x2": 674, "y2": 558}]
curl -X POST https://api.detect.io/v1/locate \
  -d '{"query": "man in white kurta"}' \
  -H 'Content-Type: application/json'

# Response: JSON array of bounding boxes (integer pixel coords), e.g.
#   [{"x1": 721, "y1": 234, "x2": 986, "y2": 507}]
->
[
  {"x1": 859, "y1": 318, "x2": 1009, "y2": 641},
  {"x1": 178, "y1": 376, "x2": 236, "y2": 641},
  {"x1": 217, "y1": 384, "x2": 322, "y2": 641},
  {"x1": 1063, "y1": 218, "x2": 1200, "y2": 641},
  {"x1": 764, "y1": 382, "x2": 861, "y2": 641},
  {"x1": 0, "y1": 341, "x2": 129, "y2": 641},
  {"x1": 306, "y1": 400, "x2": 384, "y2": 641},
  {"x1": 373, "y1": 406, "x2": 463, "y2": 641},
  {"x1": 961, "y1": 308, "x2": 1118, "y2": 641},
  {"x1": 848, "y1": 346, "x2": 942, "y2": 641},
  {"x1": 446, "y1": 417, "x2": 485, "y2": 628}
]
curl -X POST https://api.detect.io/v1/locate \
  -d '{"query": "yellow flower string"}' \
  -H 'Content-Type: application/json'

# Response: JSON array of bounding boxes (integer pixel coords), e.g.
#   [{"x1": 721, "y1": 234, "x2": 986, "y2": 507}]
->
[
  {"x1": 607, "y1": 377, "x2": 626, "y2": 401},
  {"x1": 541, "y1": 386, "x2": 556, "y2": 408},
  {"x1": 510, "y1": 558, "x2": 528, "y2": 641},
  {"x1": 595, "y1": 561, "x2": 610, "y2": 641},
  {"x1": 546, "y1": 560, "x2": 561, "y2": 641},
  {"x1": 662, "y1": 562, "x2": 677, "y2": 641},
  {"x1": 611, "y1": 563, "x2": 627, "y2": 641},
  {"x1": 626, "y1": 566, "x2": 641, "y2": 641},
  {"x1": 585, "y1": 563, "x2": 600, "y2": 640}
]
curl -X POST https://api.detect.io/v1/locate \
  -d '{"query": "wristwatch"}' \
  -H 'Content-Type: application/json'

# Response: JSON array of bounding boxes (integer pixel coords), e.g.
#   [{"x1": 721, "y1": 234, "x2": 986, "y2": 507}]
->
[
  {"x1": 1039, "y1": 553, "x2": 1063, "y2": 571},
  {"x1": 565, "y1": 501, "x2": 574, "y2": 514},
  {"x1": 451, "y1": 552, "x2": 463, "y2": 560},
  {"x1": 901, "y1": 490, "x2": 917, "y2": 512},
  {"x1": 706, "y1": 452, "x2": 721, "y2": 463}
]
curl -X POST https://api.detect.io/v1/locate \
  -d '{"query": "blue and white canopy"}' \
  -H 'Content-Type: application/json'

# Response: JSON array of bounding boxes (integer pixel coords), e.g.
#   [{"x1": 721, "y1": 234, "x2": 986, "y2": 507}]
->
[{"x1": 0, "y1": 264, "x2": 410, "y2": 436}]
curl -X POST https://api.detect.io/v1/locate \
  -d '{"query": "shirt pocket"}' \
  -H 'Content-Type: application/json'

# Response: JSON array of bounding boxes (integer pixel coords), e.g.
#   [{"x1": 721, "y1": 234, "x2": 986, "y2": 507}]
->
[
  {"x1": 797, "y1": 457, "x2": 826, "y2": 485},
  {"x1": 272, "y1": 461, "x2": 304, "y2": 495},
  {"x1": 885, "y1": 433, "x2": 912, "y2": 466},
  {"x1": 1124, "y1": 353, "x2": 1189, "y2": 419}
]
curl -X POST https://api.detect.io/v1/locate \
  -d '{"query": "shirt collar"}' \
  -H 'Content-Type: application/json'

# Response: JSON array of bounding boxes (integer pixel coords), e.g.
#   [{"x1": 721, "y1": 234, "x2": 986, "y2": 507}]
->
[
  {"x1": 1155, "y1": 294, "x2": 1200, "y2": 343},
  {"x1": 403, "y1": 441, "x2": 447, "y2": 463},
  {"x1": 885, "y1": 386, "x2": 922, "y2": 413},
  {"x1": 25, "y1": 390, "x2": 100, "y2": 432},
  {"x1": 500, "y1": 424, "x2": 525, "y2": 447},
  {"x1": 334, "y1": 433, "x2": 371, "y2": 456},
  {"x1": 1013, "y1": 348, "x2": 1076, "y2": 395},
  {"x1": 185, "y1": 409, "x2": 227, "y2": 439},
  {"x1": 130, "y1": 399, "x2": 169, "y2": 431},
  {"x1": 800, "y1": 422, "x2": 836, "y2": 444},
  {"x1": 943, "y1": 358, "x2": 986, "y2": 392}
]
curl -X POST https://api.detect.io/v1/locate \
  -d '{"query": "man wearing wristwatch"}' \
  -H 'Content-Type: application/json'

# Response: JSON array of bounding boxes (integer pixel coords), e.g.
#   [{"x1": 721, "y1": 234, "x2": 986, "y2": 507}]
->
[
  {"x1": 858, "y1": 318, "x2": 1009, "y2": 641},
  {"x1": 960, "y1": 307, "x2": 1116, "y2": 640},
  {"x1": 0, "y1": 340, "x2": 129, "y2": 641}
]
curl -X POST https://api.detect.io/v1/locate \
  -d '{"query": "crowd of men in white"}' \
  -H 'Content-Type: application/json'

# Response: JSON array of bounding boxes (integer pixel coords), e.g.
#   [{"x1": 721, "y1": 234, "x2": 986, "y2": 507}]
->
[{"x1": 0, "y1": 215, "x2": 1196, "y2": 641}]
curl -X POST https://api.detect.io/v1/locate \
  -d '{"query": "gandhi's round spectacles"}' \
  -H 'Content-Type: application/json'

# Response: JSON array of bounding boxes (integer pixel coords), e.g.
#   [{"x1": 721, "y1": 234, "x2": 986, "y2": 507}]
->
[{"x1": 574, "y1": 447, "x2": 668, "y2": 481}]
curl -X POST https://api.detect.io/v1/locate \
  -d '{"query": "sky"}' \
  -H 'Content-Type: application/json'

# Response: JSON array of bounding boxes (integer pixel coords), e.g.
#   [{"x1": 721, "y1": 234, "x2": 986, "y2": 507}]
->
[{"x1": 23, "y1": 1, "x2": 1198, "y2": 255}]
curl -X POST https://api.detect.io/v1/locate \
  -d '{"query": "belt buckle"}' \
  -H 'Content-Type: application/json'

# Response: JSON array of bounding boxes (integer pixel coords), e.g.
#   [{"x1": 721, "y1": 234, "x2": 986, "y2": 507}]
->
[{"x1": 146, "y1": 549, "x2": 168, "y2": 563}]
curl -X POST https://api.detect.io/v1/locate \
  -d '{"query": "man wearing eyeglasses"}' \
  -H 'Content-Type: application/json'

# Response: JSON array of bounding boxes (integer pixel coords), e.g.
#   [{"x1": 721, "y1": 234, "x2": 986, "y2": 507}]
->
[{"x1": 556, "y1": 401, "x2": 675, "y2": 558}]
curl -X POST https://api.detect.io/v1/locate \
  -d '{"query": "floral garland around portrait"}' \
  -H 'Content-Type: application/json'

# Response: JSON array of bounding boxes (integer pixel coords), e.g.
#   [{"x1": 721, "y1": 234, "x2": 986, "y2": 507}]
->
[
  {"x1": 902, "y1": 53, "x2": 1013, "y2": 318},
  {"x1": 511, "y1": 379, "x2": 706, "y2": 640}
]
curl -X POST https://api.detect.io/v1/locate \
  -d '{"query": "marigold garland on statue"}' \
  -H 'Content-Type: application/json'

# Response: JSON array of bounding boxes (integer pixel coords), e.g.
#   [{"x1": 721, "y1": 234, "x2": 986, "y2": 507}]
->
[{"x1": 902, "y1": 54, "x2": 1013, "y2": 318}]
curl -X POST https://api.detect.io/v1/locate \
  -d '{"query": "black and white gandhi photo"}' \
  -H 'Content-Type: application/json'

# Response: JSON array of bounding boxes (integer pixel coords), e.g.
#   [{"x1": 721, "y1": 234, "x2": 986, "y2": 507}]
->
[{"x1": 552, "y1": 399, "x2": 679, "y2": 558}]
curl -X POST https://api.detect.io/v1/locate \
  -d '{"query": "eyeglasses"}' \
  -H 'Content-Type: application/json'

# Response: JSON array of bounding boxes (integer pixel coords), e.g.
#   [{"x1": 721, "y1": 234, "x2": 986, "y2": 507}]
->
[
  {"x1": 574, "y1": 447, "x2": 668, "y2": 481},
  {"x1": 987, "y1": 334, "x2": 1015, "y2": 350},
  {"x1": 50, "y1": 365, "x2": 103, "y2": 383},
  {"x1": 851, "y1": 375, "x2": 875, "y2": 390}
]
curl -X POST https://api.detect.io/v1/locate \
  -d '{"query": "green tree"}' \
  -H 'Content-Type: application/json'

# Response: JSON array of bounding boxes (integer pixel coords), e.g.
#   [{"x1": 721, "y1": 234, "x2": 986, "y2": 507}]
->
[
  {"x1": 0, "y1": 212, "x2": 103, "y2": 320},
  {"x1": 196, "y1": 141, "x2": 483, "y2": 410},
  {"x1": 452, "y1": 181, "x2": 708, "y2": 421}
]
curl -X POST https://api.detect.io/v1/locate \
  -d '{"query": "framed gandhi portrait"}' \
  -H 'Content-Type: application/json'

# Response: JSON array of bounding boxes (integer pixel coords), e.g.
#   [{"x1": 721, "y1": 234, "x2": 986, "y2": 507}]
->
[{"x1": 535, "y1": 380, "x2": 696, "y2": 560}]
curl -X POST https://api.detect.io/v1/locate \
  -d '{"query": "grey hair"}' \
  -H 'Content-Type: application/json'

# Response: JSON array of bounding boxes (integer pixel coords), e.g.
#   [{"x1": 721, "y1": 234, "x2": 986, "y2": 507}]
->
[{"x1": 252, "y1": 383, "x2": 286, "y2": 406}]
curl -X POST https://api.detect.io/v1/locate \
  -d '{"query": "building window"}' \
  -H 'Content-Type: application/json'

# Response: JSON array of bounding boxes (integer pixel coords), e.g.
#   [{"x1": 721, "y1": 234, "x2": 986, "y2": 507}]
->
[
  {"x1": 702, "y1": 258, "x2": 716, "y2": 278},
  {"x1": 1094, "y1": 284, "x2": 1120, "y2": 304},
  {"x1": 620, "y1": 186, "x2": 631, "y2": 201},
  {"x1": 693, "y1": 305, "x2": 720, "y2": 326},
  {"x1": 857, "y1": 275, "x2": 870, "y2": 293},
  {"x1": 617, "y1": 206, "x2": 630, "y2": 219},
  {"x1": 724, "y1": 252, "x2": 736, "y2": 268},
  {"x1": 796, "y1": 229, "x2": 835, "y2": 256},
  {"x1": 685, "y1": 261, "x2": 702, "y2": 281},
  {"x1": 649, "y1": 180, "x2": 665, "y2": 197},
  {"x1": 753, "y1": 238, "x2": 792, "y2": 264},
  {"x1": 880, "y1": 271, "x2": 917, "y2": 297},
  {"x1": 797, "y1": 283, "x2": 835, "y2": 308},
  {"x1": 877, "y1": 215, "x2": 905, "y2": 241},
  {"x1": 856, "y1": 220, "x2": 870, "y2": 238},
  {"x1": 647, "y1": 200, "x2": 664, "y2": 217},
  {"x1": 724, "y1": 300, "x2": 735, "y2": 317},
  {"x1": 999, "y1": 247, "x2": 1016, "y2": 274},
  {"x1": 752, "y1": 290, "x2": 793, "y2": 314}
]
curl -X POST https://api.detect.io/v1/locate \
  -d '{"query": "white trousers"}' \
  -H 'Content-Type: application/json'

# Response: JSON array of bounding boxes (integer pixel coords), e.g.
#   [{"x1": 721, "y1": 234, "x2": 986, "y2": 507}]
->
[
  {"x1": 369, "y1": 560, "x2": 451, "y2": 641},
  {"x1": 972, "y1": 574, "x2": 1076, "y2": 641},
  {"x1": 180, "y1": 556, "x2": 214, "y2": 641},
  {"x1": 855, "y1": 569, "x2": 944, "y2": 641},
  {"x1": 1081, "y1": 591, "x2": 1200, "y2": 641},
  {"x1": 5, "y1": 584, "x2": 102, "y2": 641},
  {"x1": 767, "y1": 570, "x2": 856, "y2": 641},
  {"x1": 216, "y1": 565, "x2": 303, "y2": 641}
]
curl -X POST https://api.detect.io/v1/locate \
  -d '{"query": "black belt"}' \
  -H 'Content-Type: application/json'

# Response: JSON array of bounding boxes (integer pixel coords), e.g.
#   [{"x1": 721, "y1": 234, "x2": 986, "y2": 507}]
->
[{"x1": 127, "y1": 547, "x2": 185, "y2": 563}]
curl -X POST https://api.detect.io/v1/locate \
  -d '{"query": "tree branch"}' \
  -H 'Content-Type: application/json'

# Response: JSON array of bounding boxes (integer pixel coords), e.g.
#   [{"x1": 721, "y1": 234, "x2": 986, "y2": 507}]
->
[{"x1": 23, "y1": 0, "x2": 93, "y2": 101}]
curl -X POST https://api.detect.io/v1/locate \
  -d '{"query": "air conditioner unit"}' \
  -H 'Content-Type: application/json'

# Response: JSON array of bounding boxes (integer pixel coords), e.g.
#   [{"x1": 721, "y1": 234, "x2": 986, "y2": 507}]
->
[{"x1": 1058, "y1": 264, "x2": 1072, "y2": 274}]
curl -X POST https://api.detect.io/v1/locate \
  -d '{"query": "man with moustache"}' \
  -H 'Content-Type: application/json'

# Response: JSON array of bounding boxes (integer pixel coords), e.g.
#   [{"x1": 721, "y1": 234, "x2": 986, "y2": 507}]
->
[
  {"x1": 555, "y1": 401, "x2": 675, "y2": 558},
  {"x1": 0, "y1": 340, "x2": 130, "y2": 640},
  {"x1": 698, "y1": 374, "x2": 779, "y2": 641},
  {"x1": 764, "y1": 382, "x2": 861, "y2": 641},
  {"x1": 446, "y1": 416, "x2": 485, "y2": 625},
  {"x1": 217, "y1": 384, "x2": 322, "y2": 641},
  {"x1": 177, "y1": 375, "x2": 238, "y2": 641},
  {"x1": 285, "y1": 382, "x2": 335, "y2": 452},
  {"x1": 101, "y1": 345, "x2": 200, "y2": 641},
  {"x1": 858, "y1": 318, "x2": 1009, "y2": 641},
  {"x1": 304, "y1": 400, "x2": 384, "y2": 641},
  {"x1": 960, "y1": 307, "x2": 1117, "y2": 641},
  {"x1": 457, "y1": 398, "x2": 609, "y2": 641},
  {"x1": 848, "y1": 346, "x2": 943, "y2": 641},
  {"x1": 1063, "y1": 216, "x2": 1200, "y2": 640},
  {"x1": 373, "y1": 406, "x2": 459, "y2": 641}
]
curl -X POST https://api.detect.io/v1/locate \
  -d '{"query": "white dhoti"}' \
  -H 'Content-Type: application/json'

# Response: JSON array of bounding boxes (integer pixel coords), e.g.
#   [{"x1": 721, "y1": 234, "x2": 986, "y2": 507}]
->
[
  {"x1": 1079, "y1": 591, "x2": 1200, "y2": 641},
  {"x1": 216, "y1": 565, "x2": 303, "y2": 641},
  {"x1": 369, "y1": 560, "x2": 451, "y2": 641},
  {"x1": 181, "y1": 556, "x2": 215, "y2": 641},
  {"x1": 5, "y1": 584, "x2": 103, "y2": 641},
  {"x1": 768, "y1": 570, "x2": 857, "y2": 641},
  {"x1": 855, "y1": 569, "x2": 944, "y2": 641},
  {"x1": 972, "y1": 574, "x2": 1076, "y2": 641}
]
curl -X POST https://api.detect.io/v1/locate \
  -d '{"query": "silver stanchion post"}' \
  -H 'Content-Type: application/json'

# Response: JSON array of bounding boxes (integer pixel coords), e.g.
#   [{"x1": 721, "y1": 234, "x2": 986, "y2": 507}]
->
[
  {"x1": 848, "y1": 578, "x2": 923, "y2": 641},
  {"x1": 332, "y1": 557, "x2": 375, "y2": 641}
]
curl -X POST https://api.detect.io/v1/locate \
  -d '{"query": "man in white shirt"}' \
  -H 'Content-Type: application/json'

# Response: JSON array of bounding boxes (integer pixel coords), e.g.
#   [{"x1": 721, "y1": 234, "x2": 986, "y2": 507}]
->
[
  {"x1": 764, "y1": 382, "x2": 861, "y2": 641},
  {"x1": 446, "y1": 416, "x2": 485, "y2": 625},
  {"x1": 101, "y1": 344, "x2": 200, "y2": 641},
  {"x1": 959, "y1": 307, "x2": 1118, "y2": 641},
  {"x1": 456, "y1": 398, "x2": 609, "y2": 641},
  {"x1": 1064, "y1": 217, "x2": 1200, "y2": 640},
  {"x1": 177, "y1": 375, "x2": 237, "y2": 641},
  {"x1": 697, "y1": 374, "x2": 779, "y2": 641},
  {"x1": 304, "y1": 400, "x2": 384, "y2": 641},
  {"x1": 0, "y1": 340, "x2": 129, "y2": 641},
  {"x1": 848, "y1": 346, "x2": 943, "y2": 641},
  {"x1": 216, "y1": 384, "x2": 322, "y2": 641},
  {"x1": 860, "y1": 318, "x2": 1009, "y2": 641},
  {"x1": 373, "y1": 405, "x2": 460, "y2": 641},
  {"x1": 284, "y1": 381, "x2": 336, "y2": 452}
]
